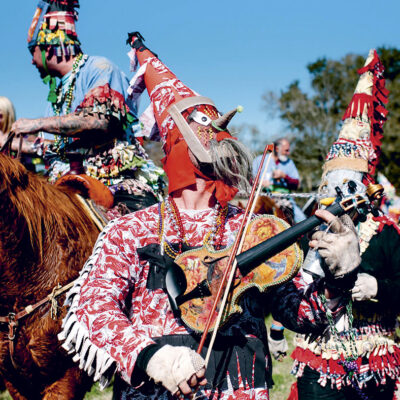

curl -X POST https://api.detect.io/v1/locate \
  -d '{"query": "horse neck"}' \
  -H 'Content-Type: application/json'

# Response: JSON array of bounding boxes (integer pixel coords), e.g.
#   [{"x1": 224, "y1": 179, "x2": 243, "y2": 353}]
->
[
  {"x1": 0, "y1": 202, "x2": 68, "y2": 311},
  {"x1": 0, "y1": 210, "x2": 35, "y2": 310},
  {"x1": 0, "y1": 182, "x2": 99, "y2": 313}
]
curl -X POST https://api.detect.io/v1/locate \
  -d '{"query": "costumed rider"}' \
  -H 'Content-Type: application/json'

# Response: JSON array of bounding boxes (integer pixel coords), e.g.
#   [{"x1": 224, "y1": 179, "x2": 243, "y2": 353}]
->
[
  {"x1": 285, "y1": 49, "x2": 400, "y2": 400},
  {"x1": 10, "y1": 0, "x2": 164, "y2": 211},
  {"x1": 58, "y1": 32, "x2": 361, "y2": 400}
]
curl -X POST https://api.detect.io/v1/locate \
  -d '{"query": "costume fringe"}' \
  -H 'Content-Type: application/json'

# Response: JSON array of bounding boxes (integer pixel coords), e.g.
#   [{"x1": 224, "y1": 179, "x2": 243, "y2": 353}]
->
[
  {"x1": 291, "y1": 344, "x2": 400, "y2": 390},
  {"x1": 342, "y1": 50, "x2": 389, "y2": 178},
  {"x1": 46, "y1": 0, "x2": 80, "y2": 10},
  {"x1": 375, "y1": 214, "x2": 400, "y2": 235},
  {"x1": 76, "y1": 83, "x2": 131, "y2": 123},
  {"x1": 127, "y1": 56, "x2": 161, "y2": 141},
  {"x1": 58, "y1": 223, "x2": 117, "y2": 389}
]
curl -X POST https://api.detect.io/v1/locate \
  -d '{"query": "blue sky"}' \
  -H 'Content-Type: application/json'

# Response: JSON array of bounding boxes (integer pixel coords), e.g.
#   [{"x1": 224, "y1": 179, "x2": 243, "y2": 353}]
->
[{"x1": 1, "y1": 0, "x2": 399, "y2": 142}]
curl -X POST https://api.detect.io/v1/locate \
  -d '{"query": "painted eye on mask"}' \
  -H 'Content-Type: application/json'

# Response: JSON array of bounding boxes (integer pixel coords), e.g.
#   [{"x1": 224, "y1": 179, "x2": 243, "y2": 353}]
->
[
  {"x1": 319, "y1": 184, "x2": 329, "y2": 196},
  {"x1": 188, "y1": 110, "x2": 212, "y2": 126}
]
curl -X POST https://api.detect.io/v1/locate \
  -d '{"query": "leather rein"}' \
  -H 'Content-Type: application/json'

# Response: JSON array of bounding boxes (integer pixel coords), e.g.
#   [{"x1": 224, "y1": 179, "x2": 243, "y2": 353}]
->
[{"x1": 0, "y1": 280, "x2": 76, "y2": 369}]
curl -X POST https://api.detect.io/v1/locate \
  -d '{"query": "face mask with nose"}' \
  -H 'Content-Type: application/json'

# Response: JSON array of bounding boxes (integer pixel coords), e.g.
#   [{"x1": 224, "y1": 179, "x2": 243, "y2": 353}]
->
[{"x1": 177, "y1": 103, "x2": 253, "y2": 194}]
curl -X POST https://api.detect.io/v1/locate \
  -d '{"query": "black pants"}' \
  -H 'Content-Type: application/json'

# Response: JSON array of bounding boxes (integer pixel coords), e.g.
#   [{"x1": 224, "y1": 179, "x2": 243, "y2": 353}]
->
[{"x1": 297, "y1": 366, "x2": 396, "y2": 400}]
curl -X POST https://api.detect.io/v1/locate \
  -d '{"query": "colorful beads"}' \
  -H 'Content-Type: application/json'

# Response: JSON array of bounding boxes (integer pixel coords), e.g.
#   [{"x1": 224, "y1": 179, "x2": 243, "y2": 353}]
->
[
  {"x1": 158, "y1": 197, "x2": 228, "y2": 259},
  {"x1": 52, "y1": 53, "x2": 87, "y2": 156}
]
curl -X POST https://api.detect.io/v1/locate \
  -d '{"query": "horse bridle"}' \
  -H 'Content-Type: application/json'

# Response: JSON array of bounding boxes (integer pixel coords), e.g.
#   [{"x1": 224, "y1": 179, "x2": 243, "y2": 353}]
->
[
  {"x1": 0, "y1": 133, "x2": 57, "y2": 368},
  {"x1": 0, "y1": 281, "x2": 76, "y2": 369}
]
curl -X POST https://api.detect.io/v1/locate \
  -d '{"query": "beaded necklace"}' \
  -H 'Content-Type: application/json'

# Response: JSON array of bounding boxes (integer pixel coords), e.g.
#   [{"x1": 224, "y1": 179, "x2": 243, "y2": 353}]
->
[
  {"x1": 320, "y1": 294, "x2": 368, "y2": 399},
  {"x1": 158, "y1": 197, "x2": 228, "y2": 258},
  {"x1": 51, "y1": 53, "x2": 88, "y2": 156}
]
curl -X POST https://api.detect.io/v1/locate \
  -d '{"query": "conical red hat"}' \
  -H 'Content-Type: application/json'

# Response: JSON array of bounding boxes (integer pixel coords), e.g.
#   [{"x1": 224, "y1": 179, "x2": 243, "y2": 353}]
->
[
  {"x1": 127, "y1": 32, "x2": 219, "y2": 144},
  {"x1": 135, "y1": 47, "x2": 196, "y2": 105},
  {"x1": 126, "y1": 33, "x2": 240, "y2": 204}
]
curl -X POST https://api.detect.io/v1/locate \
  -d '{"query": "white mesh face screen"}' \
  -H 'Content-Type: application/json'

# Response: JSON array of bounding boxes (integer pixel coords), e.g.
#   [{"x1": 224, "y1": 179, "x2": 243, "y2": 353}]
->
[{"x1": 320, "y1": 169, "x2": 365, "y2": 198}]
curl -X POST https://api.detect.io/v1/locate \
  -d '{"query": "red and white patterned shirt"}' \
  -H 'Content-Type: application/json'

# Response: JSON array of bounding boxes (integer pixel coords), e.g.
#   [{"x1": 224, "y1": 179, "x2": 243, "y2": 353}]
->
[
  {"x1": 66, "y1": 202, "x2": 322, "y2": 399},
  {"x1": 76, "y1": 205, "x2": 257, "y2": 382}
]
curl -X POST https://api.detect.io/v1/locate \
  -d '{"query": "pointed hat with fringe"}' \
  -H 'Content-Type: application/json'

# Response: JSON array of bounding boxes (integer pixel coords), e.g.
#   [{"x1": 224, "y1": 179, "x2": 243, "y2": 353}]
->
[
  {"x1": 27, "y1": 0, "x2": 81, "y2": 57},
  {"x1": 323, "y1": 49, "x2": 389, "y2": 182}
]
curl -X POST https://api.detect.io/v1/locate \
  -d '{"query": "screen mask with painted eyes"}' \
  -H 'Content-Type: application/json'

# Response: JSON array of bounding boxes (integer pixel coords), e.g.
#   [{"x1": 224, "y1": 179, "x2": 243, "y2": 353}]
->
[{"x1": 319, "y1": 169, "x2": 366, "y2": 199}]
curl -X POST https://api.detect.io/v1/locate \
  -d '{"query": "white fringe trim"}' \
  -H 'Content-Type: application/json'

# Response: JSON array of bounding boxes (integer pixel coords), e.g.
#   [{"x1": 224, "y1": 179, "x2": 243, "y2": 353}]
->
[{"x1": 58, "y1": 222, "x2": 118, "y2": 390}]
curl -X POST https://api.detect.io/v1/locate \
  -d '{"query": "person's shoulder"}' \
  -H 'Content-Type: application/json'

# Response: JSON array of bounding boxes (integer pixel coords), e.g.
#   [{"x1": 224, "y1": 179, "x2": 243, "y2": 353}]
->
[
  {"x1": 106, "y1": 203, "x2": 160, "y2": 232},
  {"x1": 85, "y1": 55, "x2": 121, "y2": 72}
]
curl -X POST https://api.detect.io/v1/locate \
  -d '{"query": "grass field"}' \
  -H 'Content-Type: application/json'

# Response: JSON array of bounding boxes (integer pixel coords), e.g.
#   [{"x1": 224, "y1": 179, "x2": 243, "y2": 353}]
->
[{"x1": 0, "y1": 316, "x2": 296, "y2": 399}]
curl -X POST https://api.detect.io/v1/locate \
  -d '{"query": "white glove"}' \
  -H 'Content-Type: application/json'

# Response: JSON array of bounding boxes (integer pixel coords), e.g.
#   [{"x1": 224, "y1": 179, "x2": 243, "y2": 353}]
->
[
  {"x1": 268, "y1": 335, "x2": 288, "y2": 361},
  {"x1": 146, "y1": 344, "x2": 206, "y2": 395},
  {"x1": 310, "y1": 214, "x2": 361, "y2": 278},
  {"x1": 351, "y1": 272, "x2": 378, "y2": 301}
]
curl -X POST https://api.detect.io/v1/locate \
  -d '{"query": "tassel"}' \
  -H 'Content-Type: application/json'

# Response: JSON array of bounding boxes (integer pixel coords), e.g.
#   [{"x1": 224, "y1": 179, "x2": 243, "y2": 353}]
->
[
  {"x1": 43, "y1": 75, "x2": 58, "y2": 104},
  {"x1": 342, "y1": 93, "x2": 372, "y2": 120},
  {"x1": 128, "y1": 47, "x2": 138, "y2": 72},
  {"x1": 287, "y1": 382, "x2": 299, "y2": 400}
]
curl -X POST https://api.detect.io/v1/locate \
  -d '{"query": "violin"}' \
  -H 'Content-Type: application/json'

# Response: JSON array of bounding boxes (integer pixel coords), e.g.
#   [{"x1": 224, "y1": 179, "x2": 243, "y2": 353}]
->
[{"x1": 165, "y1": 182, "x2": 384, "y2": 333}]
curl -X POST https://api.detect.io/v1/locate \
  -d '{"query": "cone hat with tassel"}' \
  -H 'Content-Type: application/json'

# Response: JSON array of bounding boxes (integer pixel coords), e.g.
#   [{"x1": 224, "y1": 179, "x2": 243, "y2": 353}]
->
[
  {"x1": 126, "y1": 32, "x2": 242, "y2": 203},
  {"x1": 323, "y1": 49, "x2": 389, "y2": 184}
]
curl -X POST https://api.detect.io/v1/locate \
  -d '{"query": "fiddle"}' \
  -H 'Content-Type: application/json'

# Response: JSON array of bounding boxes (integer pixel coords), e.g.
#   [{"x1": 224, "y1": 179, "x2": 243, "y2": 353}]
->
[
  {"x1": 167, "y1": 214, "x2": 302, "y2": 332},
  {"x1": 165, "y1": 182, "x2": 384, "y2": 333}
]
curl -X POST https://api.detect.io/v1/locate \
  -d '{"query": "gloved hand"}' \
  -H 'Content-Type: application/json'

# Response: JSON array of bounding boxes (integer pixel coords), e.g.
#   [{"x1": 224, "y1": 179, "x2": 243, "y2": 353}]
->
[
  {"x1": 146, "y1": 344, "x2": 207, "y2": 396},
  {"x1": 351, "y1": 272, "x2": 378, "y2": 301},
  {"x1": 268, "y1": 335, "x2": 288, "y2": 361},
  {"x1": 310, "y1": 210, "x2": 361, "y2": 279}
]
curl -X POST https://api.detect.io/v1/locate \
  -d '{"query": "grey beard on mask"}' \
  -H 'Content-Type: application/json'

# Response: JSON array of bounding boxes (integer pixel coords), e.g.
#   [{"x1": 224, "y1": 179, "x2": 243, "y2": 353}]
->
[{"x1": 203, "y1": 138, "x2": 253, "y2": 195}]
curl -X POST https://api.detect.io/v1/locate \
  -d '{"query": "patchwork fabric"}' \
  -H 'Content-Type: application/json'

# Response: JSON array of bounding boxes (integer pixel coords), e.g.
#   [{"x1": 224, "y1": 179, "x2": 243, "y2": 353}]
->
[{"x1": 27, "y1": 0, "x2": 81, "y2": 55}]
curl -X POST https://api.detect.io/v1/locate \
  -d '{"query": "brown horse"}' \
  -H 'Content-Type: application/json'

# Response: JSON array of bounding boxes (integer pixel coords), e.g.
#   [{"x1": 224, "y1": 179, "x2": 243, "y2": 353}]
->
[{"x1": 0, "y1": 153, "x2": 100, "y2": 399}]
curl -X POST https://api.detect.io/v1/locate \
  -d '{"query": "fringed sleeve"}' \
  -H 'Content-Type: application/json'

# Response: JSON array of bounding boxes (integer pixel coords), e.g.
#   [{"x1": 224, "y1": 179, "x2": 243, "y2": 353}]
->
[
  {"x1": 58, "y1": 218, "x2": 156, "y2": 388},
  {"x1": 76, "y1": 83, "x2": 135, "y2": 131}
]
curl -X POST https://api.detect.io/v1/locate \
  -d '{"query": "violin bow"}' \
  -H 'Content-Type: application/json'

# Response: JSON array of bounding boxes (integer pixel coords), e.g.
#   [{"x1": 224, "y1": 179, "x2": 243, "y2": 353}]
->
[{"x1": 197, "y1": 143, "x2": 275, "y2": 364}]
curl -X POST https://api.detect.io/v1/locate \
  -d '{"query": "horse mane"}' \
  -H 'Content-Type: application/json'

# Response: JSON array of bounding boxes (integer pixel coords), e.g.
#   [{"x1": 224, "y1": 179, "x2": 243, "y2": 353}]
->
[{"x1": 0, "y1": 154, "x2": 97, "y2": 259}]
